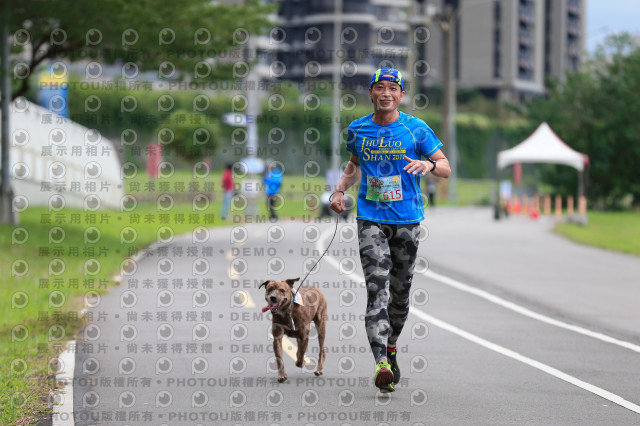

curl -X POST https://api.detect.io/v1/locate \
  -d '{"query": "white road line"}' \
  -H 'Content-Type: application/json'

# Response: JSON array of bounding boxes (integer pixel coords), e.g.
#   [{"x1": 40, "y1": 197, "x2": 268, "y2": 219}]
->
[
  {"x1": 410, "y1": 307, "x2": 640, "y2": 414},
  {"x1": 317, "y1": 226, "x2": 640, "y2": 414},
  {"x1": 317, "y1": 225, "x2": 640, "y2": 353},
  {"x1": 238, "y1": 290, "x2": 256, "y2": 308},
  {"x1": 268, "y1": 332, "x2": 315, "y2": 367},
  {"x1": 424, "y1": 269, "x2": 640, "y2": 354}
]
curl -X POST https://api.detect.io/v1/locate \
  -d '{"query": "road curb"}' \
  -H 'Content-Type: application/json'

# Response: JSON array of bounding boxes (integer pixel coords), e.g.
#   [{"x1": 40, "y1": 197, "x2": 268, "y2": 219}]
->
[
  {"x1": 52, "y1": 340, "x2": 76, "y2": 425},
  {"x1": 52, "y1": 239, "x2": 166, "y2": 424}
]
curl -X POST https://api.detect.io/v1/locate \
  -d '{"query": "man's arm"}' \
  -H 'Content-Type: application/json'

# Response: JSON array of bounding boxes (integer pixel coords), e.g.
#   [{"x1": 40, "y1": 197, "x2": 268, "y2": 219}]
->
[
  {"x1": 403, "y1": 149, "x2": 451, "y2": 178},
  {"x1": 330, "y1": 153, "x2": 360, "y2": 213}
]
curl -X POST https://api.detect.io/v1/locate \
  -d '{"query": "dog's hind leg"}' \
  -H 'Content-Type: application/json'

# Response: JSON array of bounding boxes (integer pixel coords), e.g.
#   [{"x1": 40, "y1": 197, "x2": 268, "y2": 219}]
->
[{"x1": 314, "y1": 306, "x2": 327, "y2": 376}]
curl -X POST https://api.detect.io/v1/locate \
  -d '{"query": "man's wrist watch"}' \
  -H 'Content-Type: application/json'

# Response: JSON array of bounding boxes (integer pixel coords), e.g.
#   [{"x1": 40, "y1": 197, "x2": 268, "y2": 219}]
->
[{"x1": 427, "y1": 158, "x2": 437, "y2": 172}]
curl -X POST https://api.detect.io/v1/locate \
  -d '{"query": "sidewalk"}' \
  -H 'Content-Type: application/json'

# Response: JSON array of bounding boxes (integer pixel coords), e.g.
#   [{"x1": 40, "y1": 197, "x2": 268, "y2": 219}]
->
[{"x1": 421, "y1": 207, "x2": 640, "y2": 341}]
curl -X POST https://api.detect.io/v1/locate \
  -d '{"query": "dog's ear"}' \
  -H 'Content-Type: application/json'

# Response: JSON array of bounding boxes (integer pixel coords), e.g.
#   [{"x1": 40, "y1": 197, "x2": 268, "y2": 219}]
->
[
  {"x1": 285, "y1": 277, "x2": 300, "y2": 287},
  {"x1": 258, "y1": 280, "x2": 271, "y2": 290}
]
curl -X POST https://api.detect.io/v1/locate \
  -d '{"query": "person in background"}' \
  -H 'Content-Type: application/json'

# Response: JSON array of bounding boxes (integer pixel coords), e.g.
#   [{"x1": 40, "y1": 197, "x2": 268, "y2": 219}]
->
[
  {"x1": 220, "y1": 163, "x2": 234, "y2": 220},
  {"x1": 428, "y1": 174, "x2": 437, "y2": 207},
  {"x1": 330, "y1": 67, "x2": 451, "y2": 393},
  {"x1": 263, "y1": 161, "x2": 283, "y2": 221}
]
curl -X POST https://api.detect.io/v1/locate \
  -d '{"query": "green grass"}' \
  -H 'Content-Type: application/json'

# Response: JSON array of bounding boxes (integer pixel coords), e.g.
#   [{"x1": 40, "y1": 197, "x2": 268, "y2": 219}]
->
[
  {"x1": 554, "y1": 211, "x2": 640, "y2": 256},
  {"x1": 434, "y1": 178, "x2": 494, "y2": 206}
]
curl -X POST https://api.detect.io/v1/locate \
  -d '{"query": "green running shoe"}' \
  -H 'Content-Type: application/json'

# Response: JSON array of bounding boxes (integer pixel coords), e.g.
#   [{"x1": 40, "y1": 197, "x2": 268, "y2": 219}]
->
[
  {"x1": 387, "y1": 346, "x2": 400, "y2": 385},
  {"x1": 374, "y1": 361, "x2": 395, "y2": 393}
]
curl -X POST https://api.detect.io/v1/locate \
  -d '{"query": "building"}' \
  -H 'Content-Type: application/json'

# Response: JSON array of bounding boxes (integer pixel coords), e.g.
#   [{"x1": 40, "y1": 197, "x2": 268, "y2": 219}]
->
[
  {"x1": 423, "y1": 0, "x2": 586, "y2": 103},
  {"x1": 273, "y1": 0, "x2": 586, "y2": 102},
  {"x1": 275, "y1": 0, "x2": 413, "y2": 92}
]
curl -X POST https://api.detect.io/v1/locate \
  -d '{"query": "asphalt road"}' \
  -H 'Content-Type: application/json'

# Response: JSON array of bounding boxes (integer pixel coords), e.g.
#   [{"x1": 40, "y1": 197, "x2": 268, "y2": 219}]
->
[{"x1": 66, "y1": 207, "x2": 640, "y2": 425}]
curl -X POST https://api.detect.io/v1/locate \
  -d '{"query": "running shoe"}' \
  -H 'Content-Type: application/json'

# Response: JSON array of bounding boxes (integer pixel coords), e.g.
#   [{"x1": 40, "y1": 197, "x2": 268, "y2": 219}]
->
[
  {"x1": 387, "y1": 346, "x2": 400, "y2": 384},
  {"x1": 374, "y1": 361, "x2": 395, "y2": 393}
]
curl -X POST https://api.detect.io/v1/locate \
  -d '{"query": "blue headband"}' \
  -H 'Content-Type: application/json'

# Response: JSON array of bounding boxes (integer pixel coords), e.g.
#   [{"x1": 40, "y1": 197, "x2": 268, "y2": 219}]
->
[{"x1": 370, "y1": 68, "x2": 404, "y2": 91}]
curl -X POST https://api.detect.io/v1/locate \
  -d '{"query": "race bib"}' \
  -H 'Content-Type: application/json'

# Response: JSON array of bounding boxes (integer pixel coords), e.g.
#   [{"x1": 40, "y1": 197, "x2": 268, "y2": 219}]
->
[{"x1": 366, "y1": 175, "x2": 403, "y2": 202}]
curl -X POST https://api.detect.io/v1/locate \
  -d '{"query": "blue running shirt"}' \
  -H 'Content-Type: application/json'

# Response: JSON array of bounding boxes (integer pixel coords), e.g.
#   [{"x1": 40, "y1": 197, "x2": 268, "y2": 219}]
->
[{"x1": 346, "y1": 111, "x2": 443, "y2": 224}]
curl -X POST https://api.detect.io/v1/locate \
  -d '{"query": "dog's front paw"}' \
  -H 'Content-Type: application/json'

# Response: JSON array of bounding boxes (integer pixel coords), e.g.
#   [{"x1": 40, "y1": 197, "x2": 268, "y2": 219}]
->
[
  {"x1": 278, "y1": 375, "x2": 287, "y2": 383},
  {"x1": 295, "y1": 359, "x2": 304, "y2": 368},
  {"x1": 314, "y1": 370, "x2": 323, "y2": 376}
]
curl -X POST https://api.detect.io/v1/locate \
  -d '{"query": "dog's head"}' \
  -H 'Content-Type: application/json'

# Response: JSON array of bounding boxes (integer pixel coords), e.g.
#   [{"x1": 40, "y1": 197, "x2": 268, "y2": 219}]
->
[{"x1": 258, "y1": 277, "x2": 300, "y2": 314}]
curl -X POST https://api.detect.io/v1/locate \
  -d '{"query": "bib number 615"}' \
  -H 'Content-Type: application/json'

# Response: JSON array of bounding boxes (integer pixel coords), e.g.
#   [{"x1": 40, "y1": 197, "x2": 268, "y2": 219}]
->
[{"x1": 382, "y1": 189, "x2": 402, "y2": 201}]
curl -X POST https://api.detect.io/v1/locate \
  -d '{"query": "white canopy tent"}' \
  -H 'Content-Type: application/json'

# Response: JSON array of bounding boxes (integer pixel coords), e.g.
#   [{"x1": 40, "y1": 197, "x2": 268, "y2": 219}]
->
[
  {"x1": 497, "y1": 122, "x2": 589, "y2": 172},
  {"x1": 495, "y1": 122, "x2": 589, "y2": 219}
]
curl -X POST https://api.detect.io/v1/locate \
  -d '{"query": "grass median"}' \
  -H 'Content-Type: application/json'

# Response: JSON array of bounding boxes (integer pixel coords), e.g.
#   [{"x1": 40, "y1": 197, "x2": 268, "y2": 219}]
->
[{"x1": 554, "y1": 211, "x2": 640, "y2": 256}]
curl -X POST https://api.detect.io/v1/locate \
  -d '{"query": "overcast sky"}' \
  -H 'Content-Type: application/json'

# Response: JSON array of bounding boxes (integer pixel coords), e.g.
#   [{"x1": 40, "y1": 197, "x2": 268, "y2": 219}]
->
[{"x1": 586, "y1": 0, "x2": 640, "y2": 52}]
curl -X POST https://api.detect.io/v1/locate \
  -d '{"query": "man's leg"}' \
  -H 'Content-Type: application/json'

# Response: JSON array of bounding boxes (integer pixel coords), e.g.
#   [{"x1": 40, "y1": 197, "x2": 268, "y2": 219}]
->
[
  {"x1": 221, "y1": 191, "x2": 232, "y2": 219},
  {"x1": 358, "y1": 220, "x2": 397, "y2": 391},
  {"x1": 387, "y1": 223, "x2": 420, "y2": 384},
  {"x1": 357, "y1": 220, "x2": 392, "y2": 363},
  {"x1": 268, "y1": 194, "x2": 278, "y2": 219},
  {"x1": 387, "y1": 223, "x2": 420, "y2": 345}
]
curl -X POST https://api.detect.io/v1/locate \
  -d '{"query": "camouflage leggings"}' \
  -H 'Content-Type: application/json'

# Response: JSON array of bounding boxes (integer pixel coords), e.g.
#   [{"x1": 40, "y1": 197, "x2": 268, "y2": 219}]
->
[{"x1": 357, "y1": 220, "x2": 421, "y2": 363}]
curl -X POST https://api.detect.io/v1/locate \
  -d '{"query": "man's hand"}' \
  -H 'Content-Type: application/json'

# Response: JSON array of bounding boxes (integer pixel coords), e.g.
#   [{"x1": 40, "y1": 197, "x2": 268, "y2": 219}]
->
[
  {"x1": 403, "y1": 155, "x2": 432, "y2": 175},
  {"x1": 329, "y1": 191, "x2": 346, "y2": 214}
]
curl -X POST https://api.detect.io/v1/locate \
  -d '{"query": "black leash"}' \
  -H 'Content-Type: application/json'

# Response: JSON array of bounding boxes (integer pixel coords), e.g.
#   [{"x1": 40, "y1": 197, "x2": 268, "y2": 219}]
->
[{"x1": 288, "y1": 193, "x2": 343, "y2": 330}]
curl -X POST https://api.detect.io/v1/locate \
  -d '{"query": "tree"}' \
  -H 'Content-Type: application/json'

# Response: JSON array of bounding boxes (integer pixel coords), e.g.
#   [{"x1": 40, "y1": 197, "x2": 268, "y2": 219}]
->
[
  {"x1": 526, "y1": 33, "x2": 640, "y2": 209},
  {"x1": 0, "y1": 0, "x2": 275, "y2": 223},
  {"x1": 3, "y1": 0, "x2": 274, "y2": 100},
  {"x1": 156, "y1": 109, "x2": 220, "y2": 163}
]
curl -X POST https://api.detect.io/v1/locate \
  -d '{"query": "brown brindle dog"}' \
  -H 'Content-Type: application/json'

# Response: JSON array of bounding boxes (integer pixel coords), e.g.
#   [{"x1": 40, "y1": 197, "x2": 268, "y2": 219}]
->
[{"x1": 259, "y1": 277, "x2": 327, "y2": 383}]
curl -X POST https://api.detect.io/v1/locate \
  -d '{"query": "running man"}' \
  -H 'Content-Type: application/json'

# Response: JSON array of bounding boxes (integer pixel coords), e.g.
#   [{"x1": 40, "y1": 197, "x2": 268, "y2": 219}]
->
[{"x1": 330, "y1": 67, "x2": 451, "y2": 392}]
